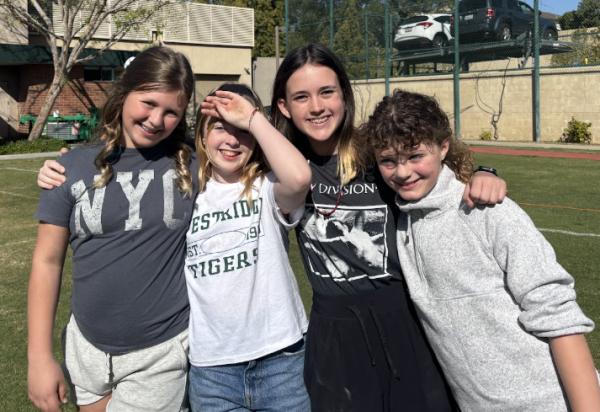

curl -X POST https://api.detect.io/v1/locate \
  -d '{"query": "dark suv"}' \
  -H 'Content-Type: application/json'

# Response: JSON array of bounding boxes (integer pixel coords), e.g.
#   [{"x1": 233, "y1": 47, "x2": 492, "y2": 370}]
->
[{"x1": 451, "y1": 0, "x2": 558, "y2": 43}]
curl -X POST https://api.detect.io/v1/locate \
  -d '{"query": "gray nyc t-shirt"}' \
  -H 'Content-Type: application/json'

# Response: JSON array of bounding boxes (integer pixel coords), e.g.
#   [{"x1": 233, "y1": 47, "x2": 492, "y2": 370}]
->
[{"x1": 35, "y1": 141, "x2": 198, "y2": 353}]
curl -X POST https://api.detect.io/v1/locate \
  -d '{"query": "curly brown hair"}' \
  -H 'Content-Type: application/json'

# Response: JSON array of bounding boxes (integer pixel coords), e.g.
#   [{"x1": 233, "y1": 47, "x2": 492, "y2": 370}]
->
[
  {"x1": 359, "y1": 89, "x2": 473, "y2": 183},
  {"x1": 93, "y1": 46, "x2": 194, "y2": 197}
]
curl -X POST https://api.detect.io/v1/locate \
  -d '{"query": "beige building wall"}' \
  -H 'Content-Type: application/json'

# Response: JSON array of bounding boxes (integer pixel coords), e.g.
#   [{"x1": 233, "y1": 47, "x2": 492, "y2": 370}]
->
[
  {"x1": 352, "y1": 67, "x2": 600, "y2": 144},
  {"x1": 0, "y1": 0, "x2": 28, "y2": 45},
  {"x1": 54, "y1": 39, "x2": 252, "y2": 85},
  {"x1": 252, "y1": 57, "x2": 277, "y2": 108}
]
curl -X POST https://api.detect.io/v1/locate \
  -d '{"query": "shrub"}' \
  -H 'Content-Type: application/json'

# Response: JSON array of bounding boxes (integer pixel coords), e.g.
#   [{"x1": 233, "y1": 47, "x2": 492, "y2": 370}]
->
[
  {"x1": 0, "y1": 136, "x2": 70, "y2": 155},
  {"x1": 479, "y1": 130, "x2": 492, "y2": 141},
  {"x1": 559, "y1": 117, "x2": 592, "y2": 144}
]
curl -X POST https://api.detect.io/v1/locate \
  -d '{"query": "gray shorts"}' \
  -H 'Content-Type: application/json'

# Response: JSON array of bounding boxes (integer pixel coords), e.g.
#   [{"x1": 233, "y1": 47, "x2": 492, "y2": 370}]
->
[{"x1": 62, "y1": 315, "x2": 189, "y2": 412}]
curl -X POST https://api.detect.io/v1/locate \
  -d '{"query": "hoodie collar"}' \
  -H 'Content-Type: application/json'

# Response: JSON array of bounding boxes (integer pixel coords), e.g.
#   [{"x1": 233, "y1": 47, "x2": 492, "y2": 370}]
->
[{"x1": 395, "y1": 165, "x2": 463, "y2": 217}]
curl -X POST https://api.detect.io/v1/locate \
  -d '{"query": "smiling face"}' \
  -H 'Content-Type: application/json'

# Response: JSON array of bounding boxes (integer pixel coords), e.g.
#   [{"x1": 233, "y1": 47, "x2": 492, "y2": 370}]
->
[
  {"x1": 202, "y1": 119, "x2": 257, "y2": 184},
  {"x1": 277, "y1": 64, "x2": 345, "y2": 156},
  {"x1": 376, "y1": 141, "x2": 449, "y2": 201},
  {"x1": 120, "y1": 90, "x2": 187, "y2": 149}
]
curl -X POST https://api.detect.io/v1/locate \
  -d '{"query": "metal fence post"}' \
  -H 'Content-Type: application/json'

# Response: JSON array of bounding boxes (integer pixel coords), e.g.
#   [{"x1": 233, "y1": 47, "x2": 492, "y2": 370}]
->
[
  {"x1": 330, "y1": 0, "x2": 334, "y2": 51},
  {"x1": 285, "y1": 0, "x2": 289, "y2": 54},
  {"x1": 454, "y1": 0, "x2": 461, "y2": 138},
  {"x1": 385, "y1": 0, "x2": 390, "y2": 96},
  {"x1": 365, "y1": 14, "x2": 369, "y2": 79},
  {"x1": 534, "y1": 0, "x2": 540, "y2": 142}
]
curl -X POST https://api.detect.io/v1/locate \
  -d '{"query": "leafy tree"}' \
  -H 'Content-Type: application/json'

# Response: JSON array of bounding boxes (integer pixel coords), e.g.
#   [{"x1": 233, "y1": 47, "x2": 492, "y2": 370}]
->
[
  {"x1": 558, "y1": 0, "x2": 600, "y2": 30},
  {"x1": 576, "y1": 0, "x2": 600, "y2": 28},
  {"x1": 0, "y1": 0, "x2": 167, "y2": 140},
  {"x1": 559, "y1": 11, "x2": 579, "y2": 30}
]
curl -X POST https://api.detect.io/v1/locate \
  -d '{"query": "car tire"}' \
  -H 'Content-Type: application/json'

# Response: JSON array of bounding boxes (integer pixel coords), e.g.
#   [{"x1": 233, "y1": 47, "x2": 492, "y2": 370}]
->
[
  {"x1": 432, "y1": 34, "x2": 448, "y2": 48},
  {"x1": 496, "y1": 23, "x2": 512, "y2": 41},
  {"x1": 543, "y1": 28, "x2": 558, "y2": 40}
]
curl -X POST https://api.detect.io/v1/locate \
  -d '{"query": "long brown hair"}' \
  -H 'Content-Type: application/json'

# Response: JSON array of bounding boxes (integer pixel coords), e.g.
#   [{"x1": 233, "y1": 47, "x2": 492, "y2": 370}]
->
[
  {"x1": 194, "y1": 83, "x2": 268, "y2": 204},
  {"x1": 93, "y1": 46, "x2": 194, "y2": 196},
  {"x1": 270, "y1": 43, "x2": 364, "y2": 185},
  {"x1": 360, "y1": 89, "x2": 473, "y2": 183}
]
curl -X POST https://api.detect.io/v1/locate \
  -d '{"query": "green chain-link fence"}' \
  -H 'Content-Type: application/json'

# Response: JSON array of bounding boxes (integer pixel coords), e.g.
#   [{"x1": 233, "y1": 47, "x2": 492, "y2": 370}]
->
[{"x1": 284, "y1": 0, "x2": 600, "y2": 143}]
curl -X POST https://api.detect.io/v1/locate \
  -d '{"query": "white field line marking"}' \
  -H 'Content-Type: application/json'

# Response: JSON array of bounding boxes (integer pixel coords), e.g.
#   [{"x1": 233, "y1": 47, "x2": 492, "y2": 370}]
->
[
  {"x1": 0, "y1": 167, "x2": 38, "y2": 173},
  {"x1": 539, "y1": 228, "x2": 600, "y2": 238},
  {"x1": 0, "y1": 190, "x2": 38, "y2": 200}
]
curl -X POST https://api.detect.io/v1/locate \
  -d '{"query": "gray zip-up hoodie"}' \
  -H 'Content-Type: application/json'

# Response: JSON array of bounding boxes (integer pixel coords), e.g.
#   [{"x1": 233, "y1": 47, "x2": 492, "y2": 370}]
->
[{"x1": 395, "y1": 166, "x2": 594, "y2": 412}]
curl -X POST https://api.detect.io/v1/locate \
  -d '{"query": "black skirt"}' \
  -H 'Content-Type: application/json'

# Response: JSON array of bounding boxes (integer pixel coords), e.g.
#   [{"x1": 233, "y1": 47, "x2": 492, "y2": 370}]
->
[{"x1": 304, "y1": 283, "x2": 458, "y2": 412}]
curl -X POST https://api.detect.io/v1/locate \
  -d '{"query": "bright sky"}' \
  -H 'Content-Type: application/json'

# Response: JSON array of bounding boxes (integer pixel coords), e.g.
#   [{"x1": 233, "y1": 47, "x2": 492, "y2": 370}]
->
[{"x1": 520, "y1": 0, "x2": 580, "y2": 15}]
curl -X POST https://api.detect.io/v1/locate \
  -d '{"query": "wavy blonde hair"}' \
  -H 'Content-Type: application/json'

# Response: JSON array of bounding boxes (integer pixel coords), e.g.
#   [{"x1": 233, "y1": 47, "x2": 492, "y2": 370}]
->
[
  {"x1": 359, "y1": 89, "x2": 473, "y2": 183},
  {"x1": 194, "y1": 83, "x2": 269, "y2": 204},
  {"x1": 270, "y1": 43, "x2": 365, "y2": 185},
  {"x1": 92, "y1": 46, "x2": 194, "y2": 197}
]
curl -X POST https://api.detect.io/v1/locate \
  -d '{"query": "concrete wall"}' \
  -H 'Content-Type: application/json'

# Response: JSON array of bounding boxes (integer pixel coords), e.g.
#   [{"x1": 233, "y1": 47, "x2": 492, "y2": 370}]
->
[
  {"x1": 252, "y1": 57, "x2": 277, "y2": 108},
  {"x1": 352, "y1": 67, "x2": 600, "y2": 144}
]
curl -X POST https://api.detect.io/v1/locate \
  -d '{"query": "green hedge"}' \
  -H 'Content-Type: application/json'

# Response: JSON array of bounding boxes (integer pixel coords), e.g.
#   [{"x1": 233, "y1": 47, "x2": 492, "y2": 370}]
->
[{"x1": 0, "y1": 136, "x2": 70, "y2": 155}]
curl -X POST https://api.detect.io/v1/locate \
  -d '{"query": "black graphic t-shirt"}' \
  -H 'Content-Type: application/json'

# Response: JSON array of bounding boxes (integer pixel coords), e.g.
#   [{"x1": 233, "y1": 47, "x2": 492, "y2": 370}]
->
[{"x1": 296, "y1": 153, "x2": 403, "y2": 296}]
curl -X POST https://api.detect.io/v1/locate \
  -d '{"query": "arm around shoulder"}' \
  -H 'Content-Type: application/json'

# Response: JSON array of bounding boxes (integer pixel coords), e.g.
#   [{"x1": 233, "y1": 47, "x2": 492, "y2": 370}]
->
[{"x1": 462, "y1": 170, "x2": 506, "y2": 208}]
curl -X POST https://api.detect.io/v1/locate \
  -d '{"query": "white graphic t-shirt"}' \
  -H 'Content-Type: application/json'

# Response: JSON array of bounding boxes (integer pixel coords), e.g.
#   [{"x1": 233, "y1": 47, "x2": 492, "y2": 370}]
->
[{"x1": 185, "y1": 172, "x2": 308, "y2": 367}]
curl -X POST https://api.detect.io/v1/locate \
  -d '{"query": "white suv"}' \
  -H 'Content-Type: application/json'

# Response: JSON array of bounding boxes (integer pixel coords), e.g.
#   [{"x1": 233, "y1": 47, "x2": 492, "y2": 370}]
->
[{"x1": 394, "y1": 14, "x2": 453, "y2": 50}]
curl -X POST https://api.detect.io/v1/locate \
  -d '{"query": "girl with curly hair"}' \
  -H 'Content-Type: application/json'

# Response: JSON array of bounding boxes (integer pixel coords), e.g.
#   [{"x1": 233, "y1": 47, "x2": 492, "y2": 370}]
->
[{"x1": 364, "y1": 89, "x2": 600, "y2": 412}]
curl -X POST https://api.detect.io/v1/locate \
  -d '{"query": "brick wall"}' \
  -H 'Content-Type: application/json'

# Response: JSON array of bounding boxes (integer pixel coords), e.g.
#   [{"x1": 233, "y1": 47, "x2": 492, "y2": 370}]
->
[{"x1": 18, "y1": 64, "x2": 112, "y2": 134}]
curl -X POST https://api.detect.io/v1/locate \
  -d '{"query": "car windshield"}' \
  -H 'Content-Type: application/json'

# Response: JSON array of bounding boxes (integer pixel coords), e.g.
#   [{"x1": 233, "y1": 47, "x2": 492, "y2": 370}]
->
[
  {"x1": 458, "y1": 0, "x2": 488, "y2": 13},
  {"x1": 435, "y1": 16, "x2": 451, "y2": 23}
]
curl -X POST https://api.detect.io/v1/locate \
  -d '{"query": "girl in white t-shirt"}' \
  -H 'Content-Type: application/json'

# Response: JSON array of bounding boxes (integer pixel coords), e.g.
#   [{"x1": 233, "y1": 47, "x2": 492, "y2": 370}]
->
[
  {"x1": 37, "y1": 82, "x2": 312, "y2": 412},
  {"x1": 185, "y1": 83, "x2": 311, "y2": 411}
]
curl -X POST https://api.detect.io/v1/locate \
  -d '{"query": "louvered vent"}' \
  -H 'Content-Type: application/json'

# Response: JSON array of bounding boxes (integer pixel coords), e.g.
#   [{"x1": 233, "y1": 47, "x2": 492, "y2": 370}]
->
[
  {"x1": 233, "y1": 8, "x2": 253, "y2": 46},
  {"x1": 47, "y1": 0, "x2": 253, "y2": 47},
  {"x1": 164, "y1": 2, "x2": 188, "y2": 43},
  {"x1": 189, "y1": 4, "x2": 212, "y2": 44}
]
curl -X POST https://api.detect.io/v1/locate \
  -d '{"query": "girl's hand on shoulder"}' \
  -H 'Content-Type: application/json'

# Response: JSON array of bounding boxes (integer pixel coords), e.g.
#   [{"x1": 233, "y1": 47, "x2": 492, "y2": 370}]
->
[
  {"x1": 38, "y1": 158, "x2": 67, "y2": 189},
  {"x1": 28, "y1": 357, "x2": 67, "y2": 412},
  {"x1": 462, "y1": 171, "x2": 507, "y2": 208},
  {"x1": 201, "y1": 91, "x2": 256, "y2": 131}
]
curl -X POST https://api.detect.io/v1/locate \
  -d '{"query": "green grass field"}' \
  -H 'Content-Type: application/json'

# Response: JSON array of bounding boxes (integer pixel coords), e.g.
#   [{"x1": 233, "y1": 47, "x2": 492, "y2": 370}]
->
[{"x1": 1, "y1": 152, "x2": 599, "y2": 411}]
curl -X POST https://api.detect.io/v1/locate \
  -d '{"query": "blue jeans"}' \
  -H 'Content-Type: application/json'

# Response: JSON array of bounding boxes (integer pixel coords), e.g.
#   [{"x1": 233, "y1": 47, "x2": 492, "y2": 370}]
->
[{"x1": 189, "y1": 338, "x2": 310, "y2": 412}]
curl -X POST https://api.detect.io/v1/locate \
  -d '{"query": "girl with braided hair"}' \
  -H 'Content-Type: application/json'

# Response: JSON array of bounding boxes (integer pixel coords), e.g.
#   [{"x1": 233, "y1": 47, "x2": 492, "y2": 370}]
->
[{"x1": 29, "y1": 46, "x2": 197, "y2": 412}]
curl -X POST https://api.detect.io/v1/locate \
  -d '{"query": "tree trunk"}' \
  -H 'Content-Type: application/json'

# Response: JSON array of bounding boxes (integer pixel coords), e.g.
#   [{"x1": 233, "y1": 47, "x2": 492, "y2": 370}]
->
[{"x1": 28, "y1": 73, "x2": 65, "y2": 141}]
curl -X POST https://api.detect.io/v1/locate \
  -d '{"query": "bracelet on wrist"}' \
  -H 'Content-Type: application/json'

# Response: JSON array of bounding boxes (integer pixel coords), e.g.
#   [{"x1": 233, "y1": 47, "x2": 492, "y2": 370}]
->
[
  {"x1": 474, "y1": 166, "x2": 498, "y2": 177},
  {"x1": 248, "y1": 107, "x2": 262, "y2": 130}
]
